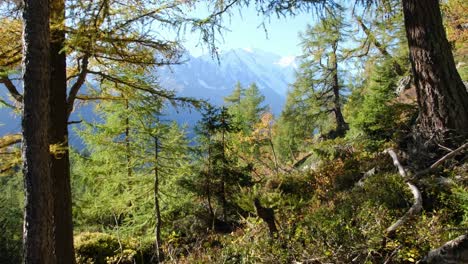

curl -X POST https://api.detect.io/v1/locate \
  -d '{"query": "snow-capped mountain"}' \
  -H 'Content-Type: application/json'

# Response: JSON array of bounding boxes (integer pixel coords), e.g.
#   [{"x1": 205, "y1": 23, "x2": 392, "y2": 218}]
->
[
  {"x1": 159, "y1": 48, "x2": 297, "y2": 114},
  {"x1": 0, "y1": 49, "x2": 297, "y2": 142}
]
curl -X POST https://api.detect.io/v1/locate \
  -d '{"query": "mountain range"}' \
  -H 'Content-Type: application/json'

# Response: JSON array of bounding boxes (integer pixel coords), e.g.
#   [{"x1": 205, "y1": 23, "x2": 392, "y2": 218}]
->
[
  {"x1": 0, "y1": 48, "x2": 297, "y2": 142},
  {"x1": 160, "y1": 48, "x2": 296, "y2": 112}
]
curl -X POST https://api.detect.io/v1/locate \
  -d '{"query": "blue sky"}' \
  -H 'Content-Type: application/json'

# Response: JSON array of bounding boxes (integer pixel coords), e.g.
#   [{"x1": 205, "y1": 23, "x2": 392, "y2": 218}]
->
[{"x1": 183, "y1": 5, "x2": 316, "y2": 57}]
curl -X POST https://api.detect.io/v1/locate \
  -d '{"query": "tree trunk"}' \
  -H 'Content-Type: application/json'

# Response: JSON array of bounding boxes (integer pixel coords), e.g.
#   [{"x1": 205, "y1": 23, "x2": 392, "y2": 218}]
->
[
  {"x1": 331, "y1": 43, "x2": 348, "y2": 137},
  {"x1": 402, "y1": 0, "x2": 468, "y2": 145},
  {"x1": 125, "y1": 98, "x2": 132, "y2": 178},
  {"x1": 253, "y1": 198, "x2": 278, "y2": 237},
  {"x1": 49, "y1": 0, "x2": 75, "y2": 262},
  {"x1": 207, "y1": 144, "x2": 215, "y2": 229},
  {"x1": 221, "y1": 115, "x2": 227, "y2": 222},
  {"x1": 153, "y1": 136, "x2": 163, "y2": 263},
  {"x1": 22, "y1": 0, "x2": 56, "y2": 262}
]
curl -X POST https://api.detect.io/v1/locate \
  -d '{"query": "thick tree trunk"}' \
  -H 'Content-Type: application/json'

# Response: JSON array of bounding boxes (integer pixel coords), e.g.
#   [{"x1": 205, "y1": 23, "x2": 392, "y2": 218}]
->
[
  {"x1": 22, "y1": 0, "x2": 56, "y2": 262},
  {"x1": 402, "y1": 0, "x2": 468, "y2": 144},
  {"x1": 50, "y1": 0, "x2": 75, "y2": 262}
]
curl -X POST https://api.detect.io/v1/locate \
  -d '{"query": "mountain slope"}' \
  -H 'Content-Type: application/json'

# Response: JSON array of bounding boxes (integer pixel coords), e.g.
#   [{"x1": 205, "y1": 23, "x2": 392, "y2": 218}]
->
[
  {"x1": 159, "y1": 48, "x2": 296, "y2": 114},
  {"x1": 0, "y1": 49, "x2": 296, "y2": 141}
]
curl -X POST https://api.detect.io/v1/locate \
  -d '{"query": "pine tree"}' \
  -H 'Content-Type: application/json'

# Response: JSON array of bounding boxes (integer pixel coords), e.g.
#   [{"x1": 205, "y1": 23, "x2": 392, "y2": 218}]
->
[
  {"x1": 224, "y1": 82, "x2": 274, "y2": 170},
  {"x1": 240, "y1": 83, "x2": 268, "y2": 131}
]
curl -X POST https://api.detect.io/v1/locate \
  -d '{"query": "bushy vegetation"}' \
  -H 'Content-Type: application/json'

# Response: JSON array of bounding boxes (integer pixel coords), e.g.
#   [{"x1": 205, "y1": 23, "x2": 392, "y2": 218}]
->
[{"x1": 0, "y1": 0, "x2": 467, "y2": 263}]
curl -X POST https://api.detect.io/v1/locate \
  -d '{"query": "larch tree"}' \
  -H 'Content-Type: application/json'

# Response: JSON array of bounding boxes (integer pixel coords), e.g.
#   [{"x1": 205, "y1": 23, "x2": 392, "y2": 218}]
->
[
  {"x1": 275, "y1": 75, "x2": 318, "y2": 161},
  {"x1": 400, "y1": 0, "x2": 468, "y2": 145},
  {"x1": 0, "y1": 1, "x2": 217, "y2": 261},
  {"x1": 294, "y1": 10, "x2": 349, "y2": 138},
  {"x1": 73, "y1": 79, "x2": 190, "y2": 261},
  {"x1": 206, "y1": 0, "x2": 468, "y2": 145}
]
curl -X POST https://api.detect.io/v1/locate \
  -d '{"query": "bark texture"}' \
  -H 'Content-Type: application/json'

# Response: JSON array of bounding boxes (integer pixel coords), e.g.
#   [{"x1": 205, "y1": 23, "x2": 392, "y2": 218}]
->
[
  {"x1": 22, "y1": 0, "x2": 56, "y2": 262},
  {"x1": 402, "y1": 0, "x2": 468, "y2": 144},
  {"x1": 50, "y1": 0, "x2": 75, "y2": 262}
]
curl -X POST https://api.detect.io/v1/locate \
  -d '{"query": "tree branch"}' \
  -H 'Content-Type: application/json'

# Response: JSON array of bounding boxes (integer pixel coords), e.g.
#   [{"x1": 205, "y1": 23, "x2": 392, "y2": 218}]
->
[
  {"x1": 420, "y1": 234, "x2": 468, "y2": 264},
  {"x1": 355, "y1": 16, "x2": 404, "y2": 75},
  {"x1": 384, "y1": 149, "x2": 422, "y2": 236},
  {"x1": 75, "y1": 95, "x2": 124, "y2": 101},
  {"x1": 0, "y1": 133, "x2": 22, "y2": 149},
  {"x1": 0, "y1": 75, "x2": 23, "y2": 102},
  {"x1": 67, "y1": 55, "x2": 89, "y2": 118},
  {"x1": 86, "y1": 69, "x2": 175, "y2": 99},
  {"x1": 67, "y1": 120, "x2": 82, "y2": 125},
  {"x1": 413, "y1": 142, "x2": 468, "y2": 180},
  {"x1": 0, "y1": 97, "x2": 16, "y2": 109}
]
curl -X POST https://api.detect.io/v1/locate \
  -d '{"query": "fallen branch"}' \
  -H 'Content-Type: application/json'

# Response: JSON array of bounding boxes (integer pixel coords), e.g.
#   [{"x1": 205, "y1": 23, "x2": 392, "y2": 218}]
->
[
  {"x1": 384, "y1": 149, "x2": 422, "y2": 236},
  {"x1": 418, "y1": 234, "x2": 468, "y2": 264},
  {"x1": 383, "y1": 143, "x2": 467, "y2": 236},
  {"x1": 413, "y1": 142, "x2": 468, "y2": 180}
]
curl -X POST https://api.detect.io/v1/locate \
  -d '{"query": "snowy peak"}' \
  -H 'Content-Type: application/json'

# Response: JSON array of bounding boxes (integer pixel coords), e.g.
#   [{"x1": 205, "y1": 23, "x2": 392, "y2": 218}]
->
[
  {"x1": 158, "y1": 48, "x2": 296, "y2": 114},
  {"x1": 275, "y1": 55, "x2": 298, "y2": 68}
]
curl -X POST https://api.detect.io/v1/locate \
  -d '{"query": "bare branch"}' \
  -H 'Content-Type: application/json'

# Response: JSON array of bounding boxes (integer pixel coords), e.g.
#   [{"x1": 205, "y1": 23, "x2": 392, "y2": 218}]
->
[
  {"x1": 384, "y1": 149, "x2": 422, "y2": 236},
  {"x1": 413, "y1": 142, "x2": 468, "y2": 180},
  {"x1": 67, "y1": 120, "x2": 82, "y2": 125},
  {"x1": 420, "y1": 234, "x2": 468, "y2": 264},
  {"x1": 0, "y1": 75, "x2": 23, "y2": 102},
  {"x1": 67, "y1": 55, "x2": 89, "y2": 118}
]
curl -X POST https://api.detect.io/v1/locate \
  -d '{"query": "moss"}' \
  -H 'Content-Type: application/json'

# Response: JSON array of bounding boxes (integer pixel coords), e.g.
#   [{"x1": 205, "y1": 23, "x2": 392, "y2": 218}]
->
[{"x1": 74, "y1": 232, "x2": 154, "y2": 264}]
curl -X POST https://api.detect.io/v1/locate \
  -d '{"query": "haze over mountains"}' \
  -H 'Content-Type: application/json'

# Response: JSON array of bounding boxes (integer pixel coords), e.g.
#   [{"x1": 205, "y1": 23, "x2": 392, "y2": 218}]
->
[
  {"x1": 161, "y1": 48, "x2": 297, "y2": 113},
  {"x1": 0, "y1": 48, "x2": 297, "y2": 139}
]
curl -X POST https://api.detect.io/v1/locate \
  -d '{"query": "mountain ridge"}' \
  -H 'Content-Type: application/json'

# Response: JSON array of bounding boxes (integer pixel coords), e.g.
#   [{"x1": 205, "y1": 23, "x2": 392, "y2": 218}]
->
[{"x1": 0, "y1": 48, "x2": 297, "y2": 140}]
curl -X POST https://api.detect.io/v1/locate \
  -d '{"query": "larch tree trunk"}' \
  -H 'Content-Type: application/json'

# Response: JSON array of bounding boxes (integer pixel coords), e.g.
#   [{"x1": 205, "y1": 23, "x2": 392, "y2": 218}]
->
[
  {"x1": 402, "y1": 0, "x2": 468, "y2": 145},
  {"x1": 207, "y1": 144, "x2": 215, "y2": 229},
  {"x1": 49, "y1": 0, "x2": 75, "y2": 262},
  {"x1": 153, "y1": 136, "x2": 163, "y2": 263},
  {"x1": 125, "y1": 98, "x2": 132, "y2": 178},
  {"x1": 331, "y1": 43, "x2": 348, "y2": 137},
  {"x1": 220, "y1": 113, "x2": 227, "y2": 222},
  {"x1": 22, "y1": 0, "x2": 56, "y2": 262}
]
